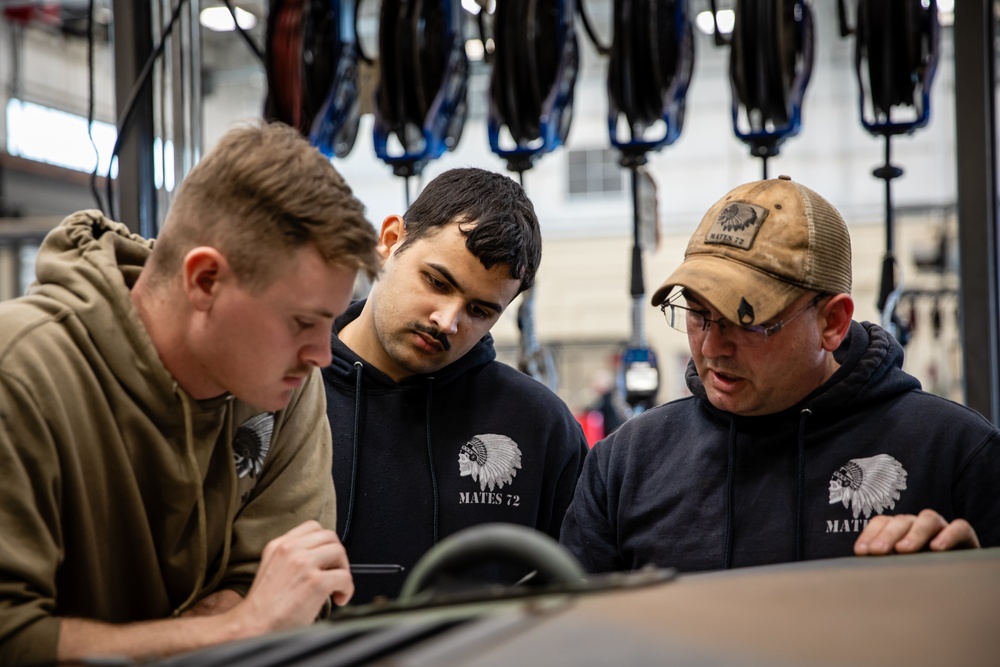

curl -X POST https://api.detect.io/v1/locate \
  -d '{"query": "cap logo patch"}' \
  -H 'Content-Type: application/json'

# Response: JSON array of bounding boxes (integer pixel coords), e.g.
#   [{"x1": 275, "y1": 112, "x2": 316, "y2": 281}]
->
[
  {"x1": 737, "y1": 298, "x2": 755, "y2": 325},
  {"x1": 705, "y1": 202, "x2": 768, "y2": 250}
]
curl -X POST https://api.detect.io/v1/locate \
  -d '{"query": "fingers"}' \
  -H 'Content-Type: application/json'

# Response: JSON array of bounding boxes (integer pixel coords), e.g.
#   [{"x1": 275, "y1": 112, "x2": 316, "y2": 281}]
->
[
  {"x1": 854, "y1": 510, "x2": 979, "y2": 556},
  {"x1": 331, "y1": 581, "x2": 354, "y2": 607},
  {"x1": 241, "y1": 521, "x2": 355, "y2": 631},
  {"x1": 929, "y1": 518, "x2": 980, "y2": 551},
  {"x1": 265, "y1": 521, "x2": 353, "y2": 586},
  {"x1": 263, "y1": 520, "x2": 345, "y2": 566}
]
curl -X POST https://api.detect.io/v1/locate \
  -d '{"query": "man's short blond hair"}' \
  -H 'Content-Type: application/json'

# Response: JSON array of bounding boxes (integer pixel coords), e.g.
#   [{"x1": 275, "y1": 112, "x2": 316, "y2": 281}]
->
[{"x1": 148, "y1": 121, "x2": 379, "y2": 290}]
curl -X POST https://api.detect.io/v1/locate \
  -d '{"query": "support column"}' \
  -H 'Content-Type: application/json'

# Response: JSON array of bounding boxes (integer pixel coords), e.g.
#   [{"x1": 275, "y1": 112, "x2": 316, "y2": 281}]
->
[{"x1": 954, "y1": 1, "x2": 1000, "y2": 425}]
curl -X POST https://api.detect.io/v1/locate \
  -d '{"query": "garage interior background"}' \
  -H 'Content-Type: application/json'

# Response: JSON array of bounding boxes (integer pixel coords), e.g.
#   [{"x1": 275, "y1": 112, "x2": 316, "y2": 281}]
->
[{"x1": 0, "y1": 0, "x2": 997, "y2": 426}]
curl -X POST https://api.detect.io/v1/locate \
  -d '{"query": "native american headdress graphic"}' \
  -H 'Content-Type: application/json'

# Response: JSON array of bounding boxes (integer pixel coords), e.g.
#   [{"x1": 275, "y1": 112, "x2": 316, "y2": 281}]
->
[
  {"x1": 717, "y1": 203, "x2": 761, "y2": 232},
  {"x1": 828, "y1": 454, "x2": 908, "y2": 519},
  {"x1": 458, "y1": 434, "x2": 522, "y2": 492},
  {"x1": 233, "y1": 413, "x2": 274, "y2": 479}
]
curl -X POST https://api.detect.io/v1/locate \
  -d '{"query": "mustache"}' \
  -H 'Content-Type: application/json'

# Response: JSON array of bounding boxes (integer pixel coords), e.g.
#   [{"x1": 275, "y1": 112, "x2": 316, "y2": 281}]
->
[{"x1": 413, "y1": 324, "x2": 451, "y2": 351}]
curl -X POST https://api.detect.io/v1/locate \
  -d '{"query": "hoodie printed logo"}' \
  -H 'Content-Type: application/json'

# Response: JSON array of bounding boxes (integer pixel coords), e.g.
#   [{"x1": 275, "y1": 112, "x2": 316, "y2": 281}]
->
[
  {"x1": 458, "y1": 434, "x2": 522, "y2": 491},
  {"x1": 233, "y1": 413, "x2": 274, "y2": 479},
  {"x1": 828, "y1": 454, "x2": 908, "y2": 519}
]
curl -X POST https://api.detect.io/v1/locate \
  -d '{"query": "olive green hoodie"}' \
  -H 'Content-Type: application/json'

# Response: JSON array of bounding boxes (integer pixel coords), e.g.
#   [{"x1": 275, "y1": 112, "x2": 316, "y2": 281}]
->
[{"x1": 0, "y1": 211, "x2": 336, "y2": 665}]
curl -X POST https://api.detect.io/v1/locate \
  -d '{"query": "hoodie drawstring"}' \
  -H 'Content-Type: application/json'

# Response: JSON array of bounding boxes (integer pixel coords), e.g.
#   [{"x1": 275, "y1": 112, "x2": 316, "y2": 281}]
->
[
  {"x1": 173, "y1": 391, "x2": 207, "y2": 615},
  {"x1": 723, "y1": 417, "x2": 737, "y2": 570},
  {"x1": 341, "y1": 361, "x2": 364, "y2": 545},
  {"x1": 171, "y1": 390, "x2": 236, "y2": 615},
  {"x1": 200, "y1": 403, "x2": 236, "y2": 595},
  {"x1": 426, "y1": 378, "x2": 440, "y2": 545},
  {"x1": 794, "y1": 408, "x2": 812, "y2": 562}
]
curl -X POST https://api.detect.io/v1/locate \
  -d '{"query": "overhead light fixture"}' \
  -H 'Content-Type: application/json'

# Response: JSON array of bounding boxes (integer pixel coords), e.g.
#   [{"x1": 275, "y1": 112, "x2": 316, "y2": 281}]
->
[
  {"x1": 461, "y1": 0, "x2": 494, "y2": 15},
  {"x1": 200, "y1": 6, "x2": 257, "y2": 32},
  {"x1": 695, "y1": 10, "x2": 735, "y2": 36},
  {"x1": 465, "y1": 39, "x2": 484, "y2": 62},
  {"x1": 936, "y1": 0, "x2": 954, "y2": 26}
]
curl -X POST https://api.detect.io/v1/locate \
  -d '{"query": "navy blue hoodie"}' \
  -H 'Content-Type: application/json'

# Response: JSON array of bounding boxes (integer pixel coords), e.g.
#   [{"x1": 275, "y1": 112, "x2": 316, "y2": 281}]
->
[
  {"x1": 323, "y1": 300, "x2": 589, "y2": 603},
  {"x1": 560, "y1": 321, "x2": 1000, "y2": 573}
]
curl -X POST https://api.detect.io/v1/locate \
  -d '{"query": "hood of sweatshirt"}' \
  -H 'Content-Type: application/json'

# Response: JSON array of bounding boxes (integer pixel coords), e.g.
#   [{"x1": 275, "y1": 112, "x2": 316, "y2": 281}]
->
[
  {"x1": 24, "y1": 211, "x2": 239, "y2": 610},
  {"x1": 28, "y1": 210, "x2": 186, "y2": 419}
]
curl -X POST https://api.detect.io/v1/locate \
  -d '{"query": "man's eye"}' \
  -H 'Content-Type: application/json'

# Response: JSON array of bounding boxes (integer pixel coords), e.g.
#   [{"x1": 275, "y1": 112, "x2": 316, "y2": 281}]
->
[
  {"x1": 295, "y1": 318, "x2": 315, "y2": 331},
  {"x1": 687, "y1": 309, "x2": 709, "y2": 322},
  {"x1": 426, "y1": 274, "x2": 447, "y2": 290},
  {"x1": 470, "y1": 305, "x2": 491, "y2": 320}
]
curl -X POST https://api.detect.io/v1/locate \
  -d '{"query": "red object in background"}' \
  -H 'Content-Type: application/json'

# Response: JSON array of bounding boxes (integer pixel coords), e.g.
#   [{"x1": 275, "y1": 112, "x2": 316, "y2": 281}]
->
[
  {"x1": 576, "y1": 411, "x2": 605, "y2": 448},
  {"x1": 3, "y1": 2, "x2": 61, "y2": 26}
]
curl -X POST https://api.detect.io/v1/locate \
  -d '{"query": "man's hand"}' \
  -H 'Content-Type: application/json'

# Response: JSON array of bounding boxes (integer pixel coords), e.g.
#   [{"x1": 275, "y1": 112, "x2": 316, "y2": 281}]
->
[
  {"x1": 58, "y1": 520, "x2": 354, "y2": 662},
  {"x1": 854, "y1": 509, "x2": 980, "y2": 556},
  {"x1": 231, "y1": 520, "x2": 354, "y2": 635}
]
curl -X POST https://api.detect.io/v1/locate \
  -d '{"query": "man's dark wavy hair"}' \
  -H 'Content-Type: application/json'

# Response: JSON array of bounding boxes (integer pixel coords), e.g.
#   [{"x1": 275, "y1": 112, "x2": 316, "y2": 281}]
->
[{"x1": 398, "y1": 168, "x2": 542, "y2": 294}]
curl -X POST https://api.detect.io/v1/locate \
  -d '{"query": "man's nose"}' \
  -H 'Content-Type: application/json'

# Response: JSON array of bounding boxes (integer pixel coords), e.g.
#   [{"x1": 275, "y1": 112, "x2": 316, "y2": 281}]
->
[
  {"x1": 699, "y1": 319, "x2": 733, "y2": 356},
  {"x1": 431, "y1": 301, "x2": 462, "y2": 335},
  {"x1": 302, "y1": 328, "x2": 334, "y2": 368}
]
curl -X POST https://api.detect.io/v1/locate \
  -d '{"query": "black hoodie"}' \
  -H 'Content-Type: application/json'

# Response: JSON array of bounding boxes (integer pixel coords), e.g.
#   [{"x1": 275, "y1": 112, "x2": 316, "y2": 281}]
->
[
  {"x1": 323, "y1": 300, "x2": 589, "y2": 603},
  {"x1": 560, "y1": 321, "x2": 1000, "y2": 573}
]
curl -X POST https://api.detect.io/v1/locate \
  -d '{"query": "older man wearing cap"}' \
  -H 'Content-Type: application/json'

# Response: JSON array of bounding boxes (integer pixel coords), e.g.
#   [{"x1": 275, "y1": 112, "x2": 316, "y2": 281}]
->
[{"x1": 560, "y1": 176, "x2": 1000, "y2": 574}]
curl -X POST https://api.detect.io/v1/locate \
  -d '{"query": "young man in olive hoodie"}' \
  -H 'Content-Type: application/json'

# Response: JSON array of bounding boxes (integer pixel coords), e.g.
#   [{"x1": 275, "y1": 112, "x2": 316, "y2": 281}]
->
[{"x1": 0, "y1": 122, "x2": 380, "y2": 664}]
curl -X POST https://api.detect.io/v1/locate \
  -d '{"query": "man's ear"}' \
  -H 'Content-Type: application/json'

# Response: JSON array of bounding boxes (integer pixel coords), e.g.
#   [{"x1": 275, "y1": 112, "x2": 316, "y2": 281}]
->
[
  {"x1": 182, "y1": 247, "x2": 230, "y2": 312},
  {"x1": 377, "y1": 215, "x2": 406, "y2": 261},
  {"x1": 820, "y1": 294, "x2": 855, "y2": 352}
]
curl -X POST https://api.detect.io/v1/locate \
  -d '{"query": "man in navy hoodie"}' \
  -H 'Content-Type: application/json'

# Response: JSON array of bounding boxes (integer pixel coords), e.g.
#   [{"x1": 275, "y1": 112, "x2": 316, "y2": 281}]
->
[
  {"x1": 560, "y1": 176, "x2": 999, "y2": 574},
  {"x1": 322, "y1": 168, "x2": 589, "y2": 603}
]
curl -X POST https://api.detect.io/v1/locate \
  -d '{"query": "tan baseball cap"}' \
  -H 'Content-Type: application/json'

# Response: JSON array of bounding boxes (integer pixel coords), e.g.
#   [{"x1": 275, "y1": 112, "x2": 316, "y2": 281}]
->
[{"x1": 650, "y1": 176, "x2": 853, "y2": 326}]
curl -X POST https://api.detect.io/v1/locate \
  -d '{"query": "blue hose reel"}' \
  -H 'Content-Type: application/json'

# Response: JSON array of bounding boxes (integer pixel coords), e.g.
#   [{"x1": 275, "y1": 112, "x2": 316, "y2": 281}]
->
[
  {"x1": 265, "y1": 0, "x2": 362, "y2": 159},
  {"x1": 488, "y1": 0, "x2": 579, "y2": 173},
  {"x1": 608, "y1": 0, "x2": 695, "y2": 155},
  {"x1": 840, "y1": 0, "x2": 941, "y2": 345},
  {"x1": 309, "y1": 0, "x2": 362, "y2": 158},
  {"x1": 728, "y1": 0, "x2": 814, "y2": 165},
  {"x1": 373, "y1": 0, "x2": 469, "y2": 177},
  {"x1": 852, "y1": 0, "x2": 939, "y2": 137}
]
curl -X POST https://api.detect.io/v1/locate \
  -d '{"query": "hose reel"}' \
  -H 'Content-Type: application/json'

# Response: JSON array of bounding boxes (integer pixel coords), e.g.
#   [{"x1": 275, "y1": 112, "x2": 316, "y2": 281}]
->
[
  {"x1": 265, "y1": 0, "x2": 361, "y2": 158},
  {"x1": 853, "y1": 0, "x2": 938, "y2": 136},
  {"x1": 726, "y1": 0, "x2": 814, "y2": 178},
  {"x1": 488, "y1": 0, "x2": 579, "y2": 174},
  {"x1": 602, "y1": 0, "x2": 694, "y2": 412},
  {"x1": 308, "y1": 1, "x2": 362, "y2": 158},
  {"x1": 841, "y1": 0, "x2": 940, "y2": 345},
  {"x1": 488, "y1": 0, "x2": 580, "y2": 391},
  {"x1": 373, "y1": 0, "x2": 469, "y2": 187},
  {"x1": 607, "y1": 0, "x2": 694, "y2": 154}
]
